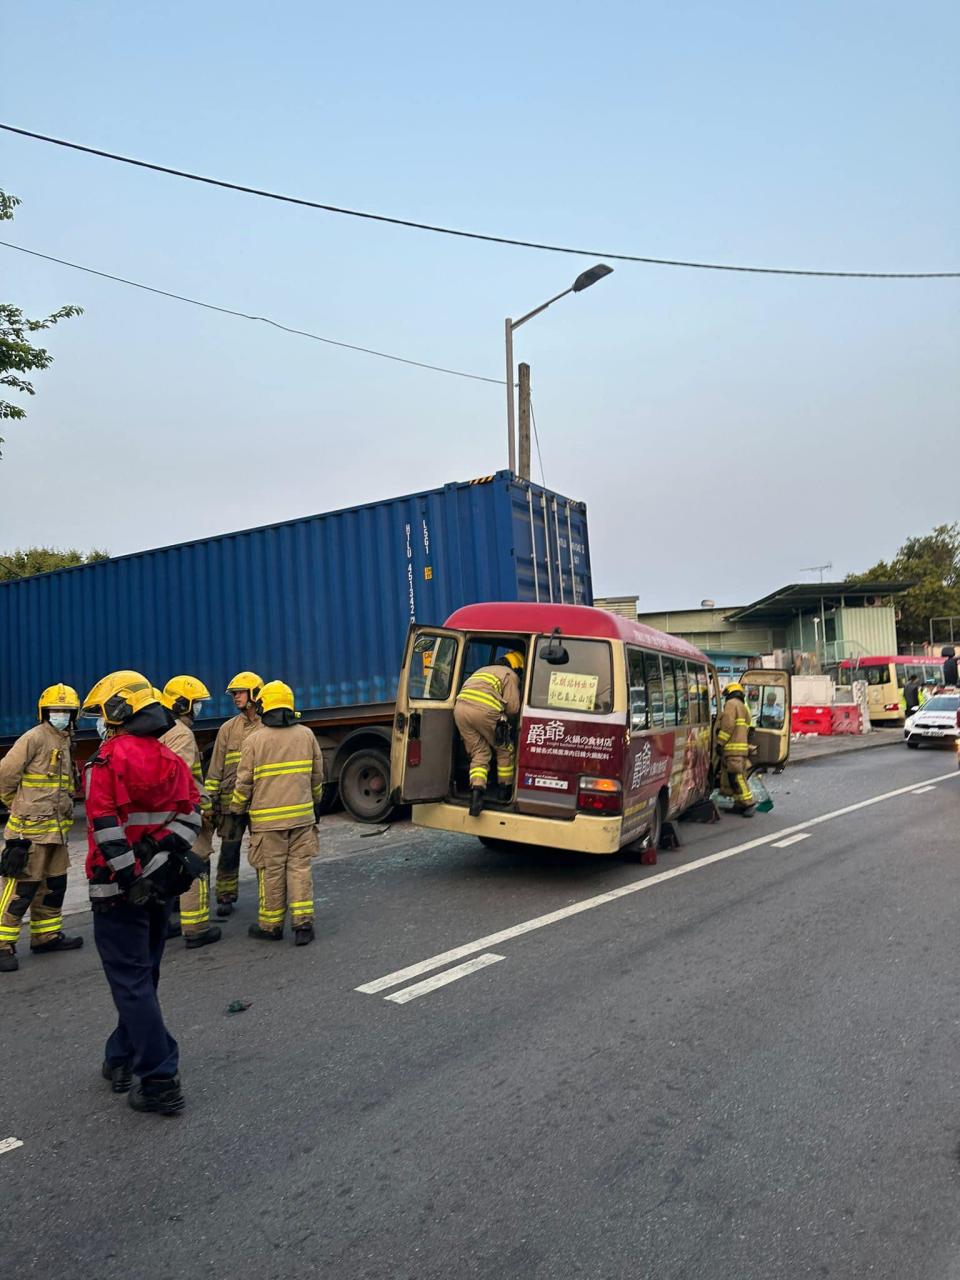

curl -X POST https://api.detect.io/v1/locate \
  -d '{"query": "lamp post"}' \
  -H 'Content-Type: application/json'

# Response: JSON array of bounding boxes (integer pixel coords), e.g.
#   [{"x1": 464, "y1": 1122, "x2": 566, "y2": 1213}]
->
[{"x1": 505, "y1": 263, "x2": 613, "y2": 478}]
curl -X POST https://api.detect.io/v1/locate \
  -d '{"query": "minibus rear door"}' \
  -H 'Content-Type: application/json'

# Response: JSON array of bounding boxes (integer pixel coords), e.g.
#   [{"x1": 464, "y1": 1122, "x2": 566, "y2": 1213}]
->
[{"x1": 390, "y1": 625, "x2": 466, "y2": 802}]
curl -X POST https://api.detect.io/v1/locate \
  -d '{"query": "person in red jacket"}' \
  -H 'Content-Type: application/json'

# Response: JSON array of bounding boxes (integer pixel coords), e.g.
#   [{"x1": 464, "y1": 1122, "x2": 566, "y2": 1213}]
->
[{"x1": 82, "y1": 670, "x2": 203, "y2": 1117}]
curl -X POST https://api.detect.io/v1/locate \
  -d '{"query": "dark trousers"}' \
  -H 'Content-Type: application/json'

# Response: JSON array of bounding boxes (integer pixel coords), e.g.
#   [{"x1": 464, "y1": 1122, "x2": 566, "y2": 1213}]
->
[
  {"x1": 215, "y1": 813, "x2": 248, "y2": 903},
  {"x1": 93, "y1": 897, "x2": 179, "y2": 1080}
]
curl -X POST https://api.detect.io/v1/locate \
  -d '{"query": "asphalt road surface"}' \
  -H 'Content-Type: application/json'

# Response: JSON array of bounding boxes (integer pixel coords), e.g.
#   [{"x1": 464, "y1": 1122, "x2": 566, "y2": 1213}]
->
[{"x1": 4, "y1": 744, "x2": 960, "y2": 1279}]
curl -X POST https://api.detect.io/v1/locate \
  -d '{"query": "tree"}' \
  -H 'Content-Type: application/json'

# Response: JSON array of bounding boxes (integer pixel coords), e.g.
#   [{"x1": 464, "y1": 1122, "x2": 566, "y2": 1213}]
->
[
  {"x1": 0, "y1": 547, "x2": 109, "y2": 582},
  {"x1": 848, "y1": 523, "x2": 960, "y2": 643},
  {"x1": 1, "y1": 190, "x2": 82, "y2": 455}
]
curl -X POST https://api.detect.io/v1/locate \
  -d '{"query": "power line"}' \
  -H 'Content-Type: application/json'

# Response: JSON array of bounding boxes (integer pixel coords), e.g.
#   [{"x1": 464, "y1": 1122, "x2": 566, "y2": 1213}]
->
[
  {"x1": 2, "y1": 123, "x2": 957, "y2": 280},
  {"x1": 0, "y1": 240, "x2": 504, "y2": 385},
  {"x1": 530, "y1": 397, "x2": 546, "y2": 488}
]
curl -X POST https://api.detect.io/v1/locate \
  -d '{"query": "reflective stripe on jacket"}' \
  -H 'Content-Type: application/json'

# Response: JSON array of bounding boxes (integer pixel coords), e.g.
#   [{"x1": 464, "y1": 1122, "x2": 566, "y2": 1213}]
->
[
  {"x1": 0, "y1": 722, "x2": 74, "y2": 841},
  {"x1": 455, "y1": 666, "x2": 521, "y2": 717},
  {"x1": 716, "y1": 695, "x2": 752, "y2": 755},
  {"x1": 228, "y1": 723, "x2": 324, "y2": 832},
  {"x1": 205, "y1": 712, "x2": 261, "y2": 804}
]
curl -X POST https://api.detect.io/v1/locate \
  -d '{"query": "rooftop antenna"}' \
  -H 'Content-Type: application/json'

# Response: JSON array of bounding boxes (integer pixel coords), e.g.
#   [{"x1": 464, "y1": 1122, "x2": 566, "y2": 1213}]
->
[{"x1": 801, "y1": 562, "x2": 833, "y2": 583}]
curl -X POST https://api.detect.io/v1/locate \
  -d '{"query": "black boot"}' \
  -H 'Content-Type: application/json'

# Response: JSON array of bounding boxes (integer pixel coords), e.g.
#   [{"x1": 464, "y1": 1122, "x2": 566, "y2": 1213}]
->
[
  {"x1": 185, "y1": 926, "x2": 222, "y2": 950},
  {"x1": 215, "y1": 900, "x2": 235, "y2": 918},
  {"x1": 128, "y1": 1075, "x2": 184, "y2": 1116},
  {"x1": 31, "y1": 933, "x2": 83, "y2": 954},
  {"x1": 469, "y1": 788, "x2": 484, "y2": 817},
  {"x1": 294, "y1": 923, "x2": 315, "y2": 947},
  {"x1": 101, "y1": 1060, "x2": 133, "y2": 1093},
  {"x1": 248, "y1": 923, "x2": 284, "y2": 941},
  {"x1": 497, "y1": 783, "x2": 513, "y2": 804},
  {"x1": 0, "y1": 948, "x2": 19, "y2": 973}
]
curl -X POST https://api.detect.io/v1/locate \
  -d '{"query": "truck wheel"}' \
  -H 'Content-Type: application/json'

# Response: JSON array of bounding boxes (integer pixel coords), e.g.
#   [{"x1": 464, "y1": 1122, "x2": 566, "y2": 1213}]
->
[
  {"x1": 313, "y1": 782, "x2": 340, "y2": 815},
  {"x1": 339, "y1": 749, "x2": 395, "y2": 824}
]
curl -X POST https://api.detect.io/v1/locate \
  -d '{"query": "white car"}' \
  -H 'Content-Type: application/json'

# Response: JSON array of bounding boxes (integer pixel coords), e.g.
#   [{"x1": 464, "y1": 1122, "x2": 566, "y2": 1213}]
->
[{"x1": 904, "y1": 693, "x2": 960, "y2": 747}]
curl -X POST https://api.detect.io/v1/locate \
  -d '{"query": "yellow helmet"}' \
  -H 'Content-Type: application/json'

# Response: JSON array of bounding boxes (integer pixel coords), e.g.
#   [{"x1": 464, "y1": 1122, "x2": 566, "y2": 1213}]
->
[
  {"x1": 723, "y1": 681, "x2": 745, "y2": 697},
  {"x1": 37, "y1": 683, "x2": 80, "y2": 720},
  {"x1": 258, "y1": 680, "x2": 296, "y2": 714},
  {"x1": 503, "y1": 651, "x2": 525, "y2": 671},
  {"x1": 162, "y1": 674, "x2": 211, "y2": 716},
  {"x1": 82, "y1": 671, "x2": 159, "y2": 725},
  {"x1": 226, "y1": 670, "x2": 263, "y2": 698}
]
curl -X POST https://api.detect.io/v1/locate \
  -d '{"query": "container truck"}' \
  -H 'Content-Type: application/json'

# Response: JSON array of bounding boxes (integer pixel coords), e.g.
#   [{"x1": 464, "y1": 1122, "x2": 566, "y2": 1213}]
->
[{"x1": 0, "y1": 471, "x2": 592, "y2": 823}]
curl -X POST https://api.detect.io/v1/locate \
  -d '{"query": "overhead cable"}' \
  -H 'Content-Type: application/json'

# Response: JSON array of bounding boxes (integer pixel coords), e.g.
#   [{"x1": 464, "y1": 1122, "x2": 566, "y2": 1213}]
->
[
  {"x1": 0, "y1": 240, "x2": 504, "y2": 385},
  {"x1": 1, "y1": 123, "x2": 957, "y2": 280}
]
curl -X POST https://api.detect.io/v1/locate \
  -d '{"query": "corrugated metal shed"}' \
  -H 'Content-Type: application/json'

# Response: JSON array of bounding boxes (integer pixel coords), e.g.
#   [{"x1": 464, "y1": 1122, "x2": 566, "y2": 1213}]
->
[{"x1": 0, "y1": 472, "x2": 591, "y2": 738}]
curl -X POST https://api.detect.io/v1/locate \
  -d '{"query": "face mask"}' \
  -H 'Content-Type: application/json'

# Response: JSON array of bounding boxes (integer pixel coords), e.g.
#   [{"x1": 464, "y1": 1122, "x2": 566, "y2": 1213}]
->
[
  {"x1": 96, "y1": 716, "x2": 108, "y2": 740},
  {"x1": 48, "y1": 711, "x2": 71, "y2": 732},
  {"x1": 192, "y1": 700, "x2": 205, "y2": 718}
]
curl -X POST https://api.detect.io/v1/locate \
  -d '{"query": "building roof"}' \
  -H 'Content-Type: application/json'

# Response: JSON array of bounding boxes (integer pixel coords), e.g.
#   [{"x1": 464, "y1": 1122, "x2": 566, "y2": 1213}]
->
[
  {"x1": 443, "y1": 602, "x2": 710, "y2": 664},
  {"x1": 724, "y1": 581, "x2": 916, "y2": 625}
]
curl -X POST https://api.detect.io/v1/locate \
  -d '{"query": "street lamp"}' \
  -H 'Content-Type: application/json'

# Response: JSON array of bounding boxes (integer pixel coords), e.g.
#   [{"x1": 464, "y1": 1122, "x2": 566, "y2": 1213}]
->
[{"x1": 505, "y1": 263, "x2": 613, "y2": 477}]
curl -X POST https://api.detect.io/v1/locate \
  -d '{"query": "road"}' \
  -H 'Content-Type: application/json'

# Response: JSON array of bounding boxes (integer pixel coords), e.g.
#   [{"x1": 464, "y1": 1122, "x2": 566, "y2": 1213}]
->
[{"x1": 4, "y1": 744, "x2": 960, "y2": 1279}]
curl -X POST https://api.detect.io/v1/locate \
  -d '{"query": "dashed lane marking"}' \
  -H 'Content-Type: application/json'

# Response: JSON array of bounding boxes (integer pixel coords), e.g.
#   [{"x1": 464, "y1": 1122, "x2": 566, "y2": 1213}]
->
[
  {"x1": 772, "y1": 832, "x2": 812, "y2": 849},
  {"x1": 357, "y1": 768, "x2": 960, "y2": 997},
  {"x1": 384, "y1": 954, "x2": 505, "y2": 1004},
  {"x1": 0, "y1": 1137, "x2": 24, "y2": 1156}
]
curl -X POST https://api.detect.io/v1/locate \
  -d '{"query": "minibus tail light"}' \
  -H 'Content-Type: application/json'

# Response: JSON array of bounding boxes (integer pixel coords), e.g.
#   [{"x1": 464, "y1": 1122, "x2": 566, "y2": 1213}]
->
[
  {"x1": 577, "y1": 776, "x2": 622, "y2": 814},
  {"x1": 407, "y1": 740, "x2": 422, "y2": 767}
]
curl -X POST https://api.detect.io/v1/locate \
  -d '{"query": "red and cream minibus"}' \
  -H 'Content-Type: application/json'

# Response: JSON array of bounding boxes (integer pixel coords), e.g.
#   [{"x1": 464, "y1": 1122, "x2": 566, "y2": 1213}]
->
[{"x1": 390, "y1": 603, "x2": 791, "y2": 854}]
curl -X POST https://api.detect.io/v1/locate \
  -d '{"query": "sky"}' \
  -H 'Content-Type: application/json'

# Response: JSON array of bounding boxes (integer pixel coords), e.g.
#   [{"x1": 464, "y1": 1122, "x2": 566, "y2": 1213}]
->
[{"x1": 2, "y1": 0, "x2": 958, "y2": 609}]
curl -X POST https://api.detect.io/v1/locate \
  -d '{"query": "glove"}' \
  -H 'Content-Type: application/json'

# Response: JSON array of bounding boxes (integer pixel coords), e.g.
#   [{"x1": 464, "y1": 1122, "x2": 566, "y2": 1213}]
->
[
  {"x1": 313, "y1": 802, "x2": 324, "y2": 823},
  {"x1": 127, "y1": 876, "x2": 156, "y2": 906},
  {"x1": 494, "y1": 717, "x2": 512, "y2": 749},
  {"x1": 0, "y1": 838, "x2": 31, "y2": 878}
]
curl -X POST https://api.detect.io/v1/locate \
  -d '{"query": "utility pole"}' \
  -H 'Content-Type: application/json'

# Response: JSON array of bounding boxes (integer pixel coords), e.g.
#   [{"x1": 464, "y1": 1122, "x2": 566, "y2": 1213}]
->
[
  {"x1": 504, "y1": 318, "x2": 516, "y2": 474},
  {"x1": 517, "y1": 362, "x2": 531, "y2": 481}
]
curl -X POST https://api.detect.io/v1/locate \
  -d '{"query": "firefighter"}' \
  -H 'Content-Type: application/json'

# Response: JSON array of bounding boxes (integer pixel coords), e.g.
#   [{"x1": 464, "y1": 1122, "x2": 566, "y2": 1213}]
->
[
  {"x1": 453, "y1": 650, "x2": 524, "y2": 817},
  {"x1": 716, "y1": 681, "x2": 756, "y2": 816},
  {"x1": 205, "y1": 671, "x2": 262, "y2": 916},
  {"x1": 0, "y1": 684, "x2": 84, "y2": 973},
  {"x1": 82, "y1": 671, "x2": 203, "y2": 1115},
  {"x1": 160, "y1": 675, "x2": 221, "y2": 950},
  {"x1": 228, "y1": 680, "x2": 324, "y2": 946}
]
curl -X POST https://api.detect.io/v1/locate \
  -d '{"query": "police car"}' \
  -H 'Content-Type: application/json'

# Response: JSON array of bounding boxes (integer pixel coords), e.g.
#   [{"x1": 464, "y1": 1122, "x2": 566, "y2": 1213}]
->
[{"x1": 903, "y1": 693, "x2": 960, "y2": 747}]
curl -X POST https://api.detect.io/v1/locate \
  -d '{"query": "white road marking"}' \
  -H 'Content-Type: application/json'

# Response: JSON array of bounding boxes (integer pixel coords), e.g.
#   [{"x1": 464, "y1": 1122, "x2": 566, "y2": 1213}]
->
[
  {"x1": 357, "y1": 768, "x2": 960, "y2": 996},
  {"x1": 912, "y1": 785, "x2": 936, "y2": 794},
  {"x1": 772, "y1": 832, "x2": 812, "y2": 849},
  {"x1": 384, "y1": 954, "x2": 504, "y2": 1004},
  {"x1": 0, "y1": 1137, "x2": 23, "y2": 1156}
]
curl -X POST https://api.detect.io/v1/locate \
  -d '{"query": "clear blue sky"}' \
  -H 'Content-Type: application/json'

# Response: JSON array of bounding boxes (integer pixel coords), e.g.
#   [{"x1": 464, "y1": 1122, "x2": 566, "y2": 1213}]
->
[{"x1": 3, "y1": 0, "x2": 957, "y2": 607}]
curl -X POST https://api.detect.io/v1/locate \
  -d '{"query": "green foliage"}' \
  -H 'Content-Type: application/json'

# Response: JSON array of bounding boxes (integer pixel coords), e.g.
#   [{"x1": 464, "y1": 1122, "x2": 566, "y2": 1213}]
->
[
  {"x1": 848, "y1": 523, "x2": 960, "y2": 642},
  {"x1": 1, "y1": 190, "x2": 82, "y2": 455},
  {"x1": 0, "y1": 547, "x2": 109, "y2": 582}
]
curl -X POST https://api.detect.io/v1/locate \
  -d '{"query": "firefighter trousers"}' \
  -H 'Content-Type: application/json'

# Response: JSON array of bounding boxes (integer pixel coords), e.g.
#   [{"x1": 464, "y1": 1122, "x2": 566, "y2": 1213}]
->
[
  {"x1": 0, "y1": 843, "x2": 70, "y2": 952},
  {"x1": 178, "y1": 815, "x2": 213, "y2": 938},
  {"x1": 453, "y1": 701, "x2": 515, "y2": 790},
  {"x1": 215, "y1": 812, "x2": 247, "y2": 904},
  {"x1": 248, "y1": 825, "x2": 319, "y2": 931},
  {"x1": 720, "y1": 754, "x2": 754, "y2": 808},
  {"x1": 93, "y1": 897, "x2": 179, "y2": 1079}
]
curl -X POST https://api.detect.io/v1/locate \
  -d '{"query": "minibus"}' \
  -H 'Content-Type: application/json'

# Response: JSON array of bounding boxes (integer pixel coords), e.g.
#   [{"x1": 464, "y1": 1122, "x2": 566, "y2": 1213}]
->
[
  {"x1": 390, "y1": 603, "x2": 791, "y2": 855},
  {"x1": 829, "y1": 656, "x2": 946, "y2": 724}
]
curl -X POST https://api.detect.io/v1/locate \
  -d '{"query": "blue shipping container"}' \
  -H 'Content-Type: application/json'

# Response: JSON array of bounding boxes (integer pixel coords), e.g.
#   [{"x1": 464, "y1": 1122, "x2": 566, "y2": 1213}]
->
[{"x1": 0, "y1": 471, "x2": 592, "y2": 738}]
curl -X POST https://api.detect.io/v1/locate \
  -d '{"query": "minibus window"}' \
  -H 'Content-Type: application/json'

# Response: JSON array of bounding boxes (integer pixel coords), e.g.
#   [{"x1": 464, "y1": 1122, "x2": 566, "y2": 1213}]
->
[
  {"x1": 644, "y1": 653, "x2": 665, "y2": 727},
  {"x1": 864, "y1": 666, "x2": 888, "y2": 686},
  {"x1": 408, "y1": 634, "x2": 458, "y2": 700},
  {"x1": 686, "y1": 665, "x2": 701, "y2": 724},
  {"x1": 675, "y1": 661, "x2": 690, "y2": 724},
  {"x1": 530, "y1": 639, "x2": 613, "y2": 715},
  {"x1": 627, "y1": 647, "x2": 647, "y2": 730},
  {"x1": 696, "y1": 666, "x2": 711, "y2": 722},
  {"x1": 662, "y1": 658, "x2": 678, "y2": 724}
]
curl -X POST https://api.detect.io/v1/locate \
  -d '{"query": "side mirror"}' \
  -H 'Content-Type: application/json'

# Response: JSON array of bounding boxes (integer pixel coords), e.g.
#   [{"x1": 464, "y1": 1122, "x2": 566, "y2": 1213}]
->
[{"x1": 540, "y1": 627, "x2": 569, "y2": 666}]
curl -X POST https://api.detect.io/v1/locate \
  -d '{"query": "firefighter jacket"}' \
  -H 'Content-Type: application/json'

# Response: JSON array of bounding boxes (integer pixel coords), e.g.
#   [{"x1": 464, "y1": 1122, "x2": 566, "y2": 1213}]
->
[
  {"x1": 85, "y1": 734, "x2": 201, "y2": 902},
  {"x1": 716, "y1": 696, "x2": 752, "y2": 757},
  {"x1": 455, "y1": 666, "x2": 521, "y2": 719},
  {"x1": 204, "y1": 712, "x2": 260, "y2": 810},
  {"x1": 229, "y1": 723, "x2": 324, "y2": 832},
  {"x1": 161, "y1": 716, "x2": 211, "y2": 812},
  {"x1": 0, "y1": 721, "x2": 74, "y2": 842}
]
